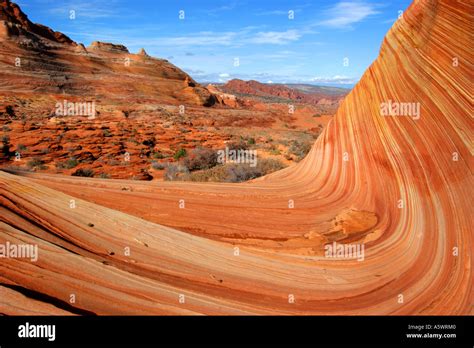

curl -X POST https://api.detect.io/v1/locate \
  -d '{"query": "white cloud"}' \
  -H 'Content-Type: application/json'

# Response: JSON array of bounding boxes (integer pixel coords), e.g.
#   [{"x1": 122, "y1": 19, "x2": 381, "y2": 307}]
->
[
  {"x1": 125, "y1": 28, "x2": 303, "y2": 48},
  {"x1": 257, "y1": 10, "x2": 289, "y2": 16},
  {"x1": 310, "y1": 75, "x2": 356, "y2": 84},
  {"x1": 48, "y1": 0, "x2": 121, "y2": 19},
  {"x1": 207, "y1": 2, "x2": 238, "y2": 15},
  {"x1": 247, "y1": 29, "x2": 301, "y2": 45},
  {"x1": 319, "y1": 1, "x2": 379, "y2": 28},
  {"x1": 219, "y1": 73, "x2": 230, "y2": 78},
  {"x1": 159, "y1": 31, "x2": 238, "y2": 46}
]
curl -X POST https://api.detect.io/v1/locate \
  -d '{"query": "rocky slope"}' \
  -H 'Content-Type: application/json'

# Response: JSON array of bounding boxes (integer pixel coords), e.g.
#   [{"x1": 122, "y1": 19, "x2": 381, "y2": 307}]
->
[
  {"x1": 0, "y1": 0, "x2": 214, "y2": 106},
  {"x1": 0, "y1": 0, "x2": 472, "y2": 315}
]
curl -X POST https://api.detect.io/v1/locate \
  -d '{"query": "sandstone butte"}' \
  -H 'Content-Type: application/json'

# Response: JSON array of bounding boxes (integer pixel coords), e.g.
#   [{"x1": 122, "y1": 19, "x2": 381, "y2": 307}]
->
[{"x1": 0, "y1": 0, "x2": 472, "y2": 315}]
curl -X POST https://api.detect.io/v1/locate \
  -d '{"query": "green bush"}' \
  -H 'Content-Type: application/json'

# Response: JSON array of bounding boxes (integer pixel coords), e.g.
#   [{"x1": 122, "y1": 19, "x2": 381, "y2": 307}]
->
[
  {"x1": 152, "y1": 151, "x2": 164, "y2": 159},
  {"x1": 72, "y1": 168, "x2": 94, "y2": 177},
  {"x1": 173, "y1": 148, "x2": 187, "y2": 160},
  {"x1": 27, "y1": 157, "x2": 46, "y2": 169},
  {"x1": 151, "y1": 161, "x2": 166, "y2": 170},
  {"x1": 288, "y1": 140, "x2": 312, "y2": 161},
  {"x1": 65, "y1": 157, "x2": 79, "y2": 169},
  {"x1": 163, "y1": 163, "x2": 189, "y2": 181},
  {"x1": 182, "y1": 147, "x2": 217, "y2": 171},
  {"x1": 183, "y1": 158, "x2": 286, "y2": 183}
]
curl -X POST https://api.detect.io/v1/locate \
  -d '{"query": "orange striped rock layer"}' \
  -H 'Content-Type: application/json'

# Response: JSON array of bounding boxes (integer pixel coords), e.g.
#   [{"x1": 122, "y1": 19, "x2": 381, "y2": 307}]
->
[{"x1": 0, "y1": 0, "x2": 472, "y2": 315}]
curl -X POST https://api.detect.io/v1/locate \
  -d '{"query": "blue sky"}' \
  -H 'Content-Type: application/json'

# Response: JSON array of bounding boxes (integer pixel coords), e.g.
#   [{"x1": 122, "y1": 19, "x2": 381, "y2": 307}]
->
[{"x1": 16, "y1": 0, "x2": 412, "y2": 86}]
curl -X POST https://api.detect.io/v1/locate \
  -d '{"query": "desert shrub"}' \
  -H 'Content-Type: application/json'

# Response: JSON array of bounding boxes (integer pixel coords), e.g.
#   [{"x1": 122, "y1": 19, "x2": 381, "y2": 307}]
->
[
  {"x1": 182, "y1": 147, "x2": 217, "y2": 171},
  {"x1": 163, "y1": 163, "x2": 189, "y2": 181},
  {"x1": 184, "y1": 165, "x2": 228, "y2": 182},
  {"x1": 238, "y1": 135, "x2": 256, "y2": 146},
  {"x1": 288, "y1": 140, "x2": 312, "y2": 160},
  {"x1": 65, "y1": 157, "x2": 79, "y2": 169},
  {"x1": 2, "y1": 125, "x2": 11, "y2": 132},
  {"x1": 71, "y1": 168, "x2": 94, "y2": 177},
  {"x1": 173, "y1": 148, "x2": 187, "y2": 160},
  {"x1": 184, "y1": 158, "x2": 286, "y2": 183},
  {"x1": 99, "y1": 173, "x2": 111, "y2": 179},
  {"x1": 185, "y1": 164, "x2": 258, "y2": 183},
  {"x1": 225, "y1": 164, "x2": 261, "y2": 182},
  {"x1": 226, "y1": 140, "x2": 248, "y2": 151},
  {"x1": 103, "y1": 129, "x2": 112, "y2": 137},
  {"x1": 257, "y1": 158, "x2": 286, "y2": 173},
  {"x1": 268, "y1": 145, "x2": 281, "y2": 155},
  {"x1": 152, "y1": 151, "x2": 164, "y2": 159},
  {"x1": 151, "y1": 161, "x2": 166, "y2": 170},
  {"x1": 27, "y1": 157, "x2": 46, "y2": 169},
  {"x1": 16, "y1": 144, "x2": 27, "y2": 151}
]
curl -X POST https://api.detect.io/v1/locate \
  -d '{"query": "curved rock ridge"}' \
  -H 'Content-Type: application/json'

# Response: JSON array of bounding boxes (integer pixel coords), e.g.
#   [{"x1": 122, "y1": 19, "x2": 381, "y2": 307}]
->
[{"x1": 0, "y1": 0, "x2": 472, "y2": 315}]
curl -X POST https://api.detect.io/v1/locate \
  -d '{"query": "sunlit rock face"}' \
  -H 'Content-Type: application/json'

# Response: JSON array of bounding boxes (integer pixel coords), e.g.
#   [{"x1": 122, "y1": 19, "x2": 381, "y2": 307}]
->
[{"x1": 0, "y1": 0, "x2": 472, "y2": 315}]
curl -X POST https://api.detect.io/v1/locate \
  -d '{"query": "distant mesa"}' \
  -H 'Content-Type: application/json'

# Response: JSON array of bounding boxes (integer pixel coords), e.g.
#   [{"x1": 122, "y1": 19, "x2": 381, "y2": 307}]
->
[
  {"x1": 221, "y1": 78, "x2": 346, "y2": 106},
  {"x1": 88, "y1": 41, "x2": 129, "y2": 54}
]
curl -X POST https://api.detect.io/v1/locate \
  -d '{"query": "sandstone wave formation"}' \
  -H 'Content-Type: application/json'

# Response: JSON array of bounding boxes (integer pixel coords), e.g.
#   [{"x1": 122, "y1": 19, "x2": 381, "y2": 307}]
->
[{"x1": 0, "y1": 0, "x2": 472, "y2": 315}]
